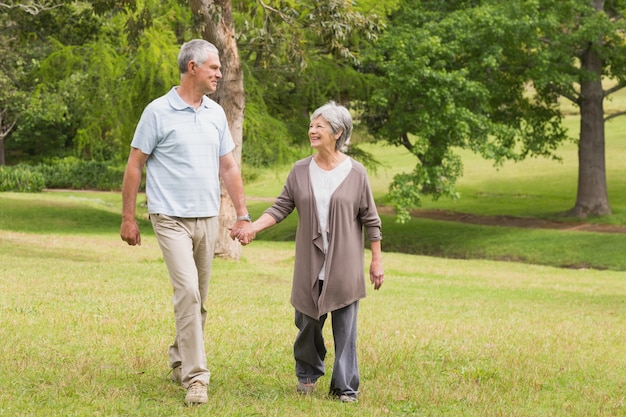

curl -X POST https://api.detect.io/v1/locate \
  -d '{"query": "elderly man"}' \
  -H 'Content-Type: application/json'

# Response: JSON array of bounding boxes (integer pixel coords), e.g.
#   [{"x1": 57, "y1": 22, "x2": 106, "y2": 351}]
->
[{"x1": 120, "y1": 39, "x2": 251, "y2": 406}]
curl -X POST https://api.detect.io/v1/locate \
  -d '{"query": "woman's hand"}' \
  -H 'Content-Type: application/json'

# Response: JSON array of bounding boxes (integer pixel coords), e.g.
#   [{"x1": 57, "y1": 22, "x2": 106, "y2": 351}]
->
[
  {"x1": 230, "y1": 221, "x2": 256, "y2": 245},
  {"x1": 369, "y1": 259, "x2": 384, "y2": 290}
]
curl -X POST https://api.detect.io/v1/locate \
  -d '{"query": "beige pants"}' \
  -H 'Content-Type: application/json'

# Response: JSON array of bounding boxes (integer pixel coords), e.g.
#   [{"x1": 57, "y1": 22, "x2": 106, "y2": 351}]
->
[{"x1": 150, "y1": 214, "x2": 218, "y2": 388}]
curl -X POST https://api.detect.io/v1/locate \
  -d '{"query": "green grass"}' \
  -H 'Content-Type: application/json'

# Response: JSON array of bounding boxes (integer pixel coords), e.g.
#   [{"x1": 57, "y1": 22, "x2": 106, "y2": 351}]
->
[
  {"x1": 1, "y1": 215, "x2": 624, "y2": 416},
  {"x1": 1, "y1": 109, "x2": 626, "y2": 415}
]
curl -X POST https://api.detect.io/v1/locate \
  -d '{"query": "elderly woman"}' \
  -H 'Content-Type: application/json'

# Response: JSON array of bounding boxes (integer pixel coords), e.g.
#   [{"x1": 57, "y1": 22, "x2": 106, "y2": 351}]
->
[{"x1": 232, "y1": 101, "x2": 384, "y2": 403}]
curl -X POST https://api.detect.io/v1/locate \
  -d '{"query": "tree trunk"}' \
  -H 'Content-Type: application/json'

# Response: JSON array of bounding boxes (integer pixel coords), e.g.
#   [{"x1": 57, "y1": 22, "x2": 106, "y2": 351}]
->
[
  {"x1": 568, "y1": 42, "x2": 611, "y2": 218},
  {"x1": 189, "y1": 0, "x2": 245, "y2": 259},
  {"x1": 0, "y1": 138, "x2": 5, "y2": 166}
]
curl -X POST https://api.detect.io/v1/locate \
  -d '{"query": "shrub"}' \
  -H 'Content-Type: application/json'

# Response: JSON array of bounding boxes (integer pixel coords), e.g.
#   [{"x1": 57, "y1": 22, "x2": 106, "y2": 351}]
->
[
  {"x1": 32, "y1": 157, "x2": 131, "y2": 191},
  {"x1": 0, "y1": 166, "x2": 46, "y2": 192},
  {"x1": 1, "y1": 158, "x2": 131, "y2": 192}
]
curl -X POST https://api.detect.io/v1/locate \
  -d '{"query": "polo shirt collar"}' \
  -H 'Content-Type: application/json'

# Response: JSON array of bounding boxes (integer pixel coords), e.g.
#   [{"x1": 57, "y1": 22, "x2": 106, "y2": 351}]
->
[{"x1": 167, "y1": 87, "x2": 213, "y2": 111}]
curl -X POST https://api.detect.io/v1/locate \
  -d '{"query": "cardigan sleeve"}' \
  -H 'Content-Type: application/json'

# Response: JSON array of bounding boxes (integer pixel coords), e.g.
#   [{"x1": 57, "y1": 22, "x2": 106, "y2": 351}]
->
[
  {"x1": 264, "y1": 165, "x2": 297, "y2": 223},
  {"x1": 358, "y1": 165, "x2": 382, "y2": 242}
]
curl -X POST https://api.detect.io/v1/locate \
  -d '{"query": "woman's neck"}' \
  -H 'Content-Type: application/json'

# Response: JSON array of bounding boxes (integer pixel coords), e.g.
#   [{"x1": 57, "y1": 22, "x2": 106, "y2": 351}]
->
[{"x1": 314, "y1": 150, "x2": 346, "y2": 171}]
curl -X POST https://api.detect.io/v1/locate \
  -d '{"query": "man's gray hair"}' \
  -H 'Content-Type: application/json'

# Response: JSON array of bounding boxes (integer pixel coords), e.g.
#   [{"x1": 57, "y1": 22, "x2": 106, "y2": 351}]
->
[
  {"x1": 177, "y1": 39, "x2": 220, "y2": 74},
  {"x1": 310, "y1": 101, "x2": 352, "y2": 151}
]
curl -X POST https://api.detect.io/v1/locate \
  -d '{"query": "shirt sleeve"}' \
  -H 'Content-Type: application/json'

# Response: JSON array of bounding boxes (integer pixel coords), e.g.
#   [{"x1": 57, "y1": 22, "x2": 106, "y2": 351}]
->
[{"x1": 130, "y1": 105, "x2": 159, "y2": 155}]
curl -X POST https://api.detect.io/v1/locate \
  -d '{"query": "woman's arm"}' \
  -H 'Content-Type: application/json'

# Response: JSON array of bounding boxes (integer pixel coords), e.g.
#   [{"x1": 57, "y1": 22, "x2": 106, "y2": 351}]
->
[{"x1": 369, "y1": 240, "x2": 384, "y2": 290}]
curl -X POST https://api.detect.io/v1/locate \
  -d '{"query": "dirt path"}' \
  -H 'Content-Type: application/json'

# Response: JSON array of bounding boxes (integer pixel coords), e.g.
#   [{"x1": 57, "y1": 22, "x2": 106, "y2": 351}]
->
[
  {"x1": 376, "y1": 207, "x2": 626, "y2": 234},
  {"x1": 247, "y1": 197, "x2": 625, "y2": 234}
]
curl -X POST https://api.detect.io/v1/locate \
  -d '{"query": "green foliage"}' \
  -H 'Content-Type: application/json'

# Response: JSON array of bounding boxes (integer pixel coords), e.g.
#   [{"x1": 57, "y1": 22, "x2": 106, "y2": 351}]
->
[
  {"x1": 2, "y1": 0, "x2": 187, "y2": 165},
  {"x1": 30, "y1": 157, "x2": 127, "y2": 191},
  {"x1": 0, "y1": 157, "x2": 129, "y2": 191},
  {"x1": 241, "y1": 69, "x2": 302, "y2": 167},
  {"x1": 3, "y1": 0, "x2": 388, "y2": 170},
  {"x1": 0, "y1": 165, "x2": 45, "y2": 192},
  {"x1": 7, "y1": 87, "x2": 74, "y2": 161},
  {"x1": 241, "y1": 57, "x2": 380, "y2": 167},
  {"x1": 235, "y1": 0, "x2": 387, "y2": 166},
  {"x1": 0, "y1": 3, "x2": 102, "y2": 162},
  {"x1": 360, "y1": 0, "x2": 626, "y2": 221}
]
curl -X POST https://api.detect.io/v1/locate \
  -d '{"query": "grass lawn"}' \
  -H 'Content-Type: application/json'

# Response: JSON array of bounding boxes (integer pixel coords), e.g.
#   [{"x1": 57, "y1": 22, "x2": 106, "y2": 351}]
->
[
  {"x1": 0, "y1": 219, "x2": 624, "y2": 416},
  {"x1": 1, "y1": 106, "x2": 625, "y2": 415}
]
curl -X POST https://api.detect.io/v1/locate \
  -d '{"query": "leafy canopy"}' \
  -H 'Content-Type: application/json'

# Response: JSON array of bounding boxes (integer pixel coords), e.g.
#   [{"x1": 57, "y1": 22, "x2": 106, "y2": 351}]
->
[{"x1": 361, "y1": 0, "x2": 626, "y2": 221}]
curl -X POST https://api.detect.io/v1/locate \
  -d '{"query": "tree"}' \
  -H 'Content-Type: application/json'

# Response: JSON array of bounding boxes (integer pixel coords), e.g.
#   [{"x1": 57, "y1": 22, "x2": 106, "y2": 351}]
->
[
  {"x1": 187, "y1": 0, "x2": 245, "y2": 259},
  {"x1": 189, "y1": 0, "x2": 386, "y2": 258},
  {"x1": 544, "y1": 0, "x2": 626, "y2": 217},
  {"x1": 0, "y1": 0, "x2": 60, "y2": 165},
  {"x1": 233, "y1": 0, "x2": 387, "y2": 167},
  {"x1": 362, "y1": 0, "x2": 626, "y2": 221},
  {"x1": 1, "y1": 0, "x2": 385, "y2": 257},
  {"x1": 0, "y1": 109, "x2": 16, "y2": 165}
]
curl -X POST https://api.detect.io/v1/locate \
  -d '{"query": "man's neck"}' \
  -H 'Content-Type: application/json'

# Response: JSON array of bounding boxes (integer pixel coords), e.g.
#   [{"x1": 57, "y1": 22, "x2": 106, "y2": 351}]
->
[{"x1": 175, "y1": 84, "x2": 204, "y2": 109}]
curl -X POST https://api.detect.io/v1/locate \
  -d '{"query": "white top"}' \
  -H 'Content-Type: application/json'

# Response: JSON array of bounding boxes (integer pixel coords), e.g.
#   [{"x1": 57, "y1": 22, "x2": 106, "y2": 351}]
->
[
  {"x1": 309, "y1": 157, "x2": 352, "y2": 280},
  {"x1": 131, "y1": 87, "x2": 235, "y2": 217}
]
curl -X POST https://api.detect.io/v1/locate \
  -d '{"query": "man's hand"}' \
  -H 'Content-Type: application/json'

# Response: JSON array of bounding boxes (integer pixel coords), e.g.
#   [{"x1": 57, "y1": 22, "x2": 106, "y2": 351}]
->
[
  {"x1": 230, "y1": 221, "x2": 256, "y2": 245},
  {"x1": 120, "y1": 218, "x2": 142, "y2": 246}
]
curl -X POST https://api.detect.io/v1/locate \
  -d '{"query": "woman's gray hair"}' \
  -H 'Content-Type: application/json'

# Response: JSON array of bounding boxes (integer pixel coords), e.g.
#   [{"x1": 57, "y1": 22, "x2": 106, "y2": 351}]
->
[
  {"x1": 311, "y1": 101, "x2": 352, "y2": 151},
  {"x1": 177, "y1": 39, "x2": 220, "y2": 74}
]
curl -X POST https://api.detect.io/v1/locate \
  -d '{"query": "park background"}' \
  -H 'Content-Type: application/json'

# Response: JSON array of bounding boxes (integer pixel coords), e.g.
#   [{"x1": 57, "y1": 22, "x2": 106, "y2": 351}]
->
[{"x1": 1, "y1": 1, "x2": 626, "y2": 416}]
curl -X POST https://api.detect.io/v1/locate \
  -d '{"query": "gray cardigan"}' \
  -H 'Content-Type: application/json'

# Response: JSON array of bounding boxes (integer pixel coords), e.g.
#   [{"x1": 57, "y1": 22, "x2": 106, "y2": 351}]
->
[{"x1": 264, "y1": 156, "x2": 382, "y2": 319}]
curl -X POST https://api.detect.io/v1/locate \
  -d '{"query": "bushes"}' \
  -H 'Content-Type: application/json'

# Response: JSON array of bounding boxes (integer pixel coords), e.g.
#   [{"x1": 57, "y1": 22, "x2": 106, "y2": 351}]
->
[
  {"x1": 0, "y1": 158, "x2": 132, "y2": 192},
  {"x1": 0, "y1": 166, "x2": 46, "y2": 192},
  {"x1": 33, "y1": 157, "x2": 127, "y2": 191}
]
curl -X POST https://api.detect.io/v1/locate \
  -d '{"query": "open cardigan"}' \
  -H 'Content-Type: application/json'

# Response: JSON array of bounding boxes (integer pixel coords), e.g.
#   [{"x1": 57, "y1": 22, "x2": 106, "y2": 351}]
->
[{"x1": 264, "y1": 156, "x2": 382, "y2": 319}]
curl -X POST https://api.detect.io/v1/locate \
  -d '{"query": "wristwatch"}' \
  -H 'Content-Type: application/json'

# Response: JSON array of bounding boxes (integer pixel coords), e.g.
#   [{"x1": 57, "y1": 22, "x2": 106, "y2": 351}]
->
[{"x1": 237, "y1": 213, "x2": 252, "y2": 222}]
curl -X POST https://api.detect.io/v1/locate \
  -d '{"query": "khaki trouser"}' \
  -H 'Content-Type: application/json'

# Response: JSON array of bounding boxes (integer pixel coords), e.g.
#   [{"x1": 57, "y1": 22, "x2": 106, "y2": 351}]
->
[{"x1": 150, "y1": 214, "x2": 218, "y2": 388}]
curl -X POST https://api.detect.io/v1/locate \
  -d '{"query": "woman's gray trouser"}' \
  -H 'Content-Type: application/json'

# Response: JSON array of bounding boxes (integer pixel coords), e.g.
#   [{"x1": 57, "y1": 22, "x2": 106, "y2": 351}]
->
[{"x1": 294, "y1": 301, "x2": 360, "y2": 396}]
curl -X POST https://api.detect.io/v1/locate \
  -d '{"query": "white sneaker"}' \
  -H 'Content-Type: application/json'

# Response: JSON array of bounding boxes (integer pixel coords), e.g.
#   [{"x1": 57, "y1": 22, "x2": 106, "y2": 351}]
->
[
  {"x1": 185, "y1": 381, "x2": 208, "y2": 405},
  {"x1": 339, "y1": 394, "x2": 358, "y2": 403}
]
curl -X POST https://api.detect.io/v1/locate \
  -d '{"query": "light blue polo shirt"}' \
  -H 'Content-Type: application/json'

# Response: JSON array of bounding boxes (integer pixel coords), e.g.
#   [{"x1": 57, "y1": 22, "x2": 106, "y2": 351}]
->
[{"x1": 131, "y1": 87, "x2": 235, "y2": 217}]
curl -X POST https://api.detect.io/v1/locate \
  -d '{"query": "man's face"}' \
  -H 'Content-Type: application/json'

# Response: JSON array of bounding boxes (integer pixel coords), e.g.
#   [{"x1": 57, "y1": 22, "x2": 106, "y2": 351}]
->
[{"x1": 193, "y1": 53, "x2": 222, "y2": 94}]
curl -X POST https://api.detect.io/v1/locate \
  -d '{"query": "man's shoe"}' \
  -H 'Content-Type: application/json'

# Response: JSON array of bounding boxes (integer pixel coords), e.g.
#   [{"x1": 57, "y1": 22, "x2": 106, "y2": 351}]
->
[
  {"x1": 185, "y1": 381, "x2": 208, "y2": 405},
  {"x1": 170, "y1": 366, "x2": 182, "y2": 384},
  {"x1": 296, "y1": 381, "x2": 315, "y2": 395}
]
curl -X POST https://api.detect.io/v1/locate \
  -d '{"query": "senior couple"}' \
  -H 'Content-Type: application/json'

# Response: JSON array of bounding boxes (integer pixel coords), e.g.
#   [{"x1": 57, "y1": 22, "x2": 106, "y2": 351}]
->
[{"x1": 120, "y1": 38, "x2": 384, "y2": 406}]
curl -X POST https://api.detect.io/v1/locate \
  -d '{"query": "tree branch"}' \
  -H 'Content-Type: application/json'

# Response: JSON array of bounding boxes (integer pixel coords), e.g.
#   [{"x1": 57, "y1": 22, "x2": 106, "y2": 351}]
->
[
  {"x1": 256, "y1": 0, "x2": 292, "y2": 22},
  {"x1": 400, "y1": 132, "x2": 414, "y2": 153},
  {"x1": 604, "y1": 82, "x2": 626, "y2": 97},
  {"x1": 545, "y1": 83, "x2": 579, "y2": 105},
  {"x1": 0, "y1": 1, "x2": 59, "y2": 15},
  {"x1": 605, "y1": 110, "x2": 626, "y2": 122},
  {"x1": 0, "y1": 108, "x2": 17, "y2": 140}
]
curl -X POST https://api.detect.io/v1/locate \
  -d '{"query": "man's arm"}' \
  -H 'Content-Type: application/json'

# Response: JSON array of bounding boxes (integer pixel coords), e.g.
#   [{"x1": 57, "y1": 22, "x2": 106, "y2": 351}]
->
[
  {"x1": 120, "y1": 147, "x2": 149, "y2": 246},
  {"x1": 219, "y1": 152, "x2": 249, "y2": 218}
]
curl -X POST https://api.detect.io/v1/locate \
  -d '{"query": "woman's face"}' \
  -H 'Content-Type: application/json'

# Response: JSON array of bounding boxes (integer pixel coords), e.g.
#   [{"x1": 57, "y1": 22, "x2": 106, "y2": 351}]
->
[{"x1": 308, "y1": 115, "x2": 339, "y2": 152}]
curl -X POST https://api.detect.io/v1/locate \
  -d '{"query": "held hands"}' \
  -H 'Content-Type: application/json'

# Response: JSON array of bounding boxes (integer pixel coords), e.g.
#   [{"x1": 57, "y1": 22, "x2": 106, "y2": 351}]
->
[
  {"x1": 370, "y1": 259, "x2": 384, "y2": 290},
  {"x1": 230, "y1": 221, "x2": 256, "y2": 245}
]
